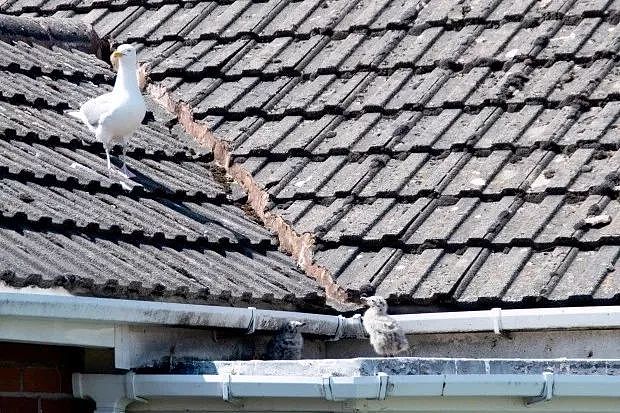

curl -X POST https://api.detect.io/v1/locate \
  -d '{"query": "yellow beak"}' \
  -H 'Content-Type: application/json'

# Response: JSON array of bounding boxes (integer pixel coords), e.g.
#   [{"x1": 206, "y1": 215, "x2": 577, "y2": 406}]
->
[{"x1": 111, "y1": 50, "x2": 123, "y2": 58}]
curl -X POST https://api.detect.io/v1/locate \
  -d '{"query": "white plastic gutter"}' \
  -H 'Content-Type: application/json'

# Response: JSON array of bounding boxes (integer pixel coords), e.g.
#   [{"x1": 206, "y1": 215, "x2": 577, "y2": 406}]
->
[
  {"x1": 0, "y1": 292, "x2": 361, "y2": 342},
  {"x1": 394, "y1": 306, "x2": 620, "y2": 334},
  {"x1": 4, "y1": 293, "x2": 620, "y2": 342},
  {"x1": 73, "y1": 372, "x2": 620, "y2": 412}
]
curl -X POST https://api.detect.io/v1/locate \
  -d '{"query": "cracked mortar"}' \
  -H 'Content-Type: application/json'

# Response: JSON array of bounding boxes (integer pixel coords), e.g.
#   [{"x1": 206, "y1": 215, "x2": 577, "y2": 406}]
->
[{"x1": 147, "y1": 82, "x2": 348, "y2": 303}]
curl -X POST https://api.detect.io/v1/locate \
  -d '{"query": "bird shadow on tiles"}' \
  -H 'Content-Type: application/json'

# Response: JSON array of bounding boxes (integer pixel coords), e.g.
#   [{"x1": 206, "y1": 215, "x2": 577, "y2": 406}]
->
[
  {"x1": 109, "y1": 155, "x2": 166, "y2": 193},
  {"x1": 109, "y1": 156, "x2": 254, "y2": 246}
]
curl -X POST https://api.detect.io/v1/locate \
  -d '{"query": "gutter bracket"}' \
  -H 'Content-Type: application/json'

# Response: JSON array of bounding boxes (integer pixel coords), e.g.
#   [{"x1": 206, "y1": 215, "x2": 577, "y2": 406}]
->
[
  {"x1": 222, "y1": 374, "x2": 231, "y2": 402},
  {"x1": 526, "y1": 371, "x2": 554, "y2": 406},
  {"x1": 125, "y1": 372, "x2": 146, "y2": 404},
  {"x1": 376, "y1": 372, "x2": 389, "y2": 400},
  {"x1": 323, "y1": 376, "x2": 335, "y2": 401},
  {"x1": 491, "y1": 307, "x2": 502, "y2": 335},
  {"x1": 328, "y1": 315, "x2": 346, "y2": 341},
  {"x1": 245, "y1": 307, "x2": 257, "y2": 334}
]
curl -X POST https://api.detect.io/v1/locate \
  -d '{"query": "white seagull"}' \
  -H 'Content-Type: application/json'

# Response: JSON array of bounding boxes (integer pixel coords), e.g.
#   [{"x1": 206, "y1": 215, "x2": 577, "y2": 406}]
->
[{"x1": 68, "y1": 44, "x2": 146, "y2": 178}]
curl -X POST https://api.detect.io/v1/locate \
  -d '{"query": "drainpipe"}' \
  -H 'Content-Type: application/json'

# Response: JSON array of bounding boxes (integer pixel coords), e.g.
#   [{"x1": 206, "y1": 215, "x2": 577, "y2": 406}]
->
[{"x1": 73, "y1": 373, "x2": 144, "y2": 413}]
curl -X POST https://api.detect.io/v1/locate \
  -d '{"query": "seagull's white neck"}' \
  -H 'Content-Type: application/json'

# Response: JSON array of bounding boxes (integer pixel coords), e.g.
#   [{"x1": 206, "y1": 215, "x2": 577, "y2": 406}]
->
[{"x1": 113, "y1": 57, "x2": 140, "y2": 96}]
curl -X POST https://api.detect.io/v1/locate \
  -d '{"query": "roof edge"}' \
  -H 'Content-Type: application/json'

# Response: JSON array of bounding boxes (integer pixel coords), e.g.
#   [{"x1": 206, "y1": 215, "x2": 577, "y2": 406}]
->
[{"x1": 0, "y1": 14, "x2": 103, "y2": 56}]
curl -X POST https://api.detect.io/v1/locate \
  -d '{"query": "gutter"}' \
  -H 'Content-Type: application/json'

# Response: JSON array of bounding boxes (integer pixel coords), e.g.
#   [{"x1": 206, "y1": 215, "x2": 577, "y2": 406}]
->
[
  {"x1": 4, "y1": 293, "x2": 620, "y2": 340},
  {"x1": 0, "y1": 292, "x2": 362, "y2": 340},
  {"x1": 73, "y1": 372, "x2": 620, "y2": 412}
]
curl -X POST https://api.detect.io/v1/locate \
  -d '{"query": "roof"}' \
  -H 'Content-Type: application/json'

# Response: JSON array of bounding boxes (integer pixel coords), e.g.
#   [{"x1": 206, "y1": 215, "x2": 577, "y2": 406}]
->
[
  {"x1": 0, "y1": 17, "x2": 325, "y2": 310},
  {"x1": 2, "y1": 0, "x2": 620, "y2": 310}
]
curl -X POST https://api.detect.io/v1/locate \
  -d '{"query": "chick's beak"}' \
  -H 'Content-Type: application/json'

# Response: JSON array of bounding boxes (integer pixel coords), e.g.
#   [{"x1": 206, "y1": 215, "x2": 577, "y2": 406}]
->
[
  {"x1": 360, "y1": 297, "x2": 368, "y2": 304},
  {"x1": 111, "y1": 50, "x2": 123, "y2": 58}
]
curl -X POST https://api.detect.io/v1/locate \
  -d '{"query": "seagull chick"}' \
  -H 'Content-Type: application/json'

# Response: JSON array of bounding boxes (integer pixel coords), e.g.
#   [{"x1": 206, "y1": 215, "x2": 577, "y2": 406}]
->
[
  {"x1": 68, "y1": 44, "x2": 146, "y2": 178},
  {"x1": 362, "y1": 296, "x2": 409, "y2": 357},
  {"x1": 265, "y1": 320, "x2": 305, "y2": 360}
]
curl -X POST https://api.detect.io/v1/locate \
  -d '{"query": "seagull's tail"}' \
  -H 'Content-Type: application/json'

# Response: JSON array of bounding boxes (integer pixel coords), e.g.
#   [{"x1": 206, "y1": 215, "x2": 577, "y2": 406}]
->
[
  {"x1": 67, "y1": 110, "x2": 96, "y2": 133},
  {"x1": 67, "y1": 110, "x2": 83, "y2": 120}
]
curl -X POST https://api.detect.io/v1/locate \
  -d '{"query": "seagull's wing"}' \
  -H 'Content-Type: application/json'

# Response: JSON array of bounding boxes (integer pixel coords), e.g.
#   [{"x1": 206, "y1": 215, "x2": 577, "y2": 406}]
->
[
  {"x1": 378, "y1": 316, "x2": 404, "y2": 333},
  {"x1": 80, "y1": 93, "x2": 116, "y2": 128},
  {"x1": 68, "y1": 92, "x2": 115, "y2": 132}
]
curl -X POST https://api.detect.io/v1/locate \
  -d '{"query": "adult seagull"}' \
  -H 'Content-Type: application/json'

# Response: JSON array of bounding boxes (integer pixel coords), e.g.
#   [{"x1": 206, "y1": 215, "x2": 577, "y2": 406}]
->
[{"x1": 68, "y1": 44, "x2": 146, "y2": 178}]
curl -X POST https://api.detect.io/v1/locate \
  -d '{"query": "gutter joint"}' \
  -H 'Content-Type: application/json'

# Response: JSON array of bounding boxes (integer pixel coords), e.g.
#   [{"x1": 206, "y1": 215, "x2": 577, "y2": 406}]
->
[
  {"x1": 328, "y1": 315, "x2": 346, "y2": 341},
  {"x1": 322, "y1": 376, "x2": 335, "y2": 401},
  {"x1": 245, "y1": 307, "x2": 257, "y2": 334},
  {"x1": 377, "y1": 372, "x2": 389, "y2": 400},
  {"x1": 526, "y1": 371, "x2": 554, "y2": 406},
  {"x1": 222, "y1": 374, "x2": 231, "y2": 402},
  {"x1": 491, "y1": 307, "x2": 502, "y2": 335}
]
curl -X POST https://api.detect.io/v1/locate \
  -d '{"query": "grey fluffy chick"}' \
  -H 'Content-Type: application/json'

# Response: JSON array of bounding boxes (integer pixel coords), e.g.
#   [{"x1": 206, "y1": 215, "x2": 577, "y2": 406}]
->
[
  {"x1": 265, "y1": 320, "x2": 305, "y2": 360},
  {"x1": 362, "y1": 296, "x2": 409, "y2": 357}
]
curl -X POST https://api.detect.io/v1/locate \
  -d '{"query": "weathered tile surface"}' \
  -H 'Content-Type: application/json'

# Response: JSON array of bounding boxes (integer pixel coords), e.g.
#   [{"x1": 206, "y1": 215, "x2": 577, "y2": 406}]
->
[
  {"x1": 0, "y1": 33, "x2": 324, "y2": 309},
  {"x1": 6, "y1": 0, "x2": 620, "y2": 308}
]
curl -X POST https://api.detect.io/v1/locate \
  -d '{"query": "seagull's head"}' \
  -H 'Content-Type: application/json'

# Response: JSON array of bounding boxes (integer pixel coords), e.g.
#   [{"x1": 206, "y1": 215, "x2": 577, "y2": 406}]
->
[
  {"x1": 110, "y1": 44, "x2": 137, "y2": 69},
  {"x1": 361, "y1": 295, "x2": 388, "y2": 313}
]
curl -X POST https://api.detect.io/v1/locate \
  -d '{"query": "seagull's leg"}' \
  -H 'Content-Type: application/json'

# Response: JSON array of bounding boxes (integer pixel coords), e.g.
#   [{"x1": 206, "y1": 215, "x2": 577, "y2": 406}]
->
[
  {"x1": 105, "y1": 145, "x2": 111, "y2": 170},
  {"x1": 120, "y1": 145, "x2": 135, "y2": 179}
]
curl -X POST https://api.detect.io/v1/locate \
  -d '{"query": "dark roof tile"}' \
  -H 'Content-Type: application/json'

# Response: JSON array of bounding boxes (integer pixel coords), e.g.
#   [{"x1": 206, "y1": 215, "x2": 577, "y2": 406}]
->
[
  {"x1": 374, "y1": 249, "x2": 443, "y2": 299},
  {"x1": 449, "y1": 197, "x2": 516, "y2": 244},
  {"x1": 334, "y1": 247, "x2": 398, "y2": 292},
  {"x1": 311, "y1": 113, "x2": 380, "y2": 154},
  {"x1": 379, "y1": 27, "x2": 443, "y2": 69},
  {"x1": 407, "y1": 198, "x2": 478, "y2": 245},
  {"x1": 456, "y1": 247, "x2": 531, "y2": 304},
  {"x1": 399, "y1": 152, "x2": 466, "y2": 197},
  {"x1": 581, "y1": 199, "x2": 620, "y2": 243},
  {"x1": 576, "y1": 20, "x2": 620, "y2": 59},
  {"x1": 220, "y1": 0, "x2": 287, "y2": 38},
  {"x1": 412, "y1": 247, "x2": 483, "y2": 303},
  {"x1": 442, "y1": 150, "x2": 510, "y2": 196},
  {"x1": 549, "y1": 246, "x2": 620, "y2": 301},
  {"x1": 527, "y1": 148, "x2": 594, "y2": 193},
  {"x1": 114, "y1": 4, "x2": 180, "y2": 43},
  {"x1": 369, "y1": 0, "x2": 425, "y2": 30},
  {"x1": 457, "y1": 22, "x2": 521, "y2": 67},
  {"x1": 502, "y1": 246, "x2": 572, "y2": 303},
  {"x1": 536, "y1": 195, "x2": 605, "y2": 243},
  {"x1": 295, "y1": 0, "x2": 362, "y2": 36},
  {"x1": 323, "y1": 198, "x2": 394, "y2": 243},
  {"x1": 498, "y1": 20, "x2": 561, "y2": 60},
  {"x1": 475, "y1": 106, "x2": 542, "y2": 149},
  {"x1": 148, "y1": 2, "x2": 216, "y2": 42},
  {"x1": 494, "y1": 196, "x2": 564, "y2": 244},
  {"x1": 537, "y1": 18, "x2": 602, "y2": 60},
  {"x1": 186, "y1": 1, "x2": 252, "y2": 39},
  {"x1": 483, "y1": 150, "x2": 551, "y2": 195},
  {"x1": 366, "y1": 199, "x2": 431, "y2": 242},
  {"x1": 359, "y1": 153, "x2": 427, "y2": 197},
  {"x1": 259, "y1": 0, "x2": 322, "y2": 36},
  {"x1": 233, "y1": 115, "x2": 300, "y2": 156},
  {"x1": 271, "y1": 115, "x2": 337, "y2": 155}
]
